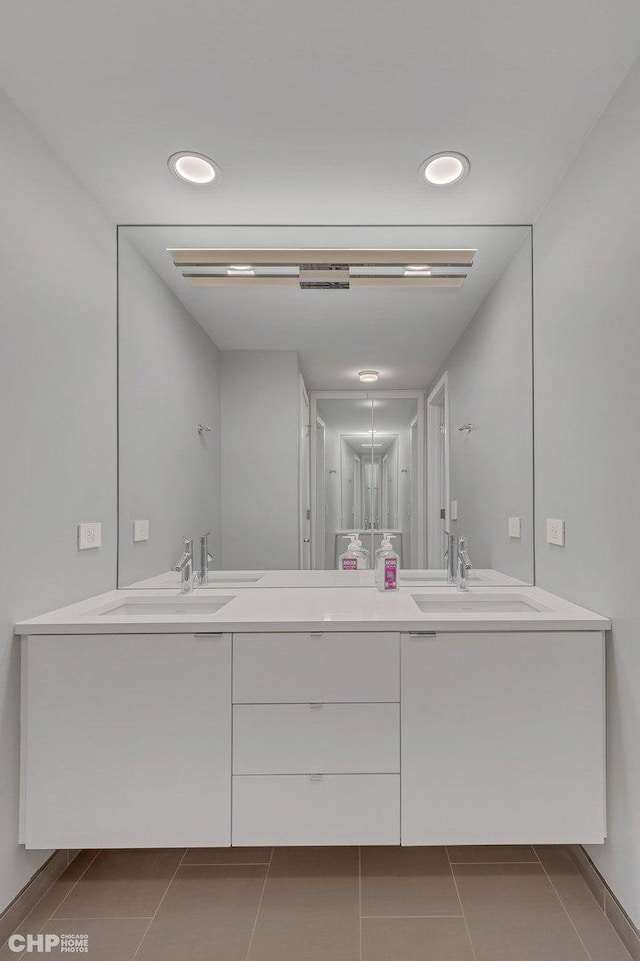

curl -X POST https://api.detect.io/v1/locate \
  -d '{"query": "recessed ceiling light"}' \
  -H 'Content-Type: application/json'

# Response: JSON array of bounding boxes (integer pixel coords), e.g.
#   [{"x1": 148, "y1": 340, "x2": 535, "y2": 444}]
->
[
  {"x1": 168, "y1": 151, "x2": 220, "y2": 185},
  {"x1": 229, "y1": 265, "x2": 253, "y2": 270},
  {"x1": 359, "y1": 370, "x2": 379, "y2": 383},
  {"x1": 406, "y1": 264, "x2": 430, "y2": 270},
  {"x1": 419, "y1": 152, "x2": 470, "y2": 186}
]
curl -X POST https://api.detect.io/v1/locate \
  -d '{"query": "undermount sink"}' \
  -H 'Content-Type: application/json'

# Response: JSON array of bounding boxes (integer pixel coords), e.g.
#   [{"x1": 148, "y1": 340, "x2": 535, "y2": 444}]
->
[
  {"x1": 100, "y1": 595, "x2": 235, "y2": 616},
  {"x1": 411, "y1": 593, "x2": 546, "y2": 613}
]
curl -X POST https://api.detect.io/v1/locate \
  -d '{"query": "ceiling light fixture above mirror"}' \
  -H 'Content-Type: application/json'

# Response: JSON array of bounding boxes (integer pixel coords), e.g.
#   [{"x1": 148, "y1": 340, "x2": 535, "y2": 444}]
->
[
  {"x1": 168, "y1": 248, "x2": 476, "y2": 289},
  {"x1": 420, "y1": 152, "x2": 470, "y2": 186},
  {"x1": 359, "y1": 370, "x2": 379, "y2": 383},
  {"x1": 168, "y1": 151, "x2": 220, "y2": 185}
]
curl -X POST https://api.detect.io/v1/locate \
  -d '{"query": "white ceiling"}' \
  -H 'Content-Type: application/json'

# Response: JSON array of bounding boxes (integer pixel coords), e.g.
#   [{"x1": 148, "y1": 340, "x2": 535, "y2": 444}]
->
[
  {"x1": 1, "y1": 1, "x2": 640, "y2": 225},
  {"x1": 124, "y1": 225, "x2": 529, "y2": 388}
]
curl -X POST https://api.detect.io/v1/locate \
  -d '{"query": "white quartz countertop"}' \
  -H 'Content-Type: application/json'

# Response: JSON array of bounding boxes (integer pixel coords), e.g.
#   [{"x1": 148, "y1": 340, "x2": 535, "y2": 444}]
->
[{"x1": 15, "y1": 585, "x2": 611, "y2": 635}]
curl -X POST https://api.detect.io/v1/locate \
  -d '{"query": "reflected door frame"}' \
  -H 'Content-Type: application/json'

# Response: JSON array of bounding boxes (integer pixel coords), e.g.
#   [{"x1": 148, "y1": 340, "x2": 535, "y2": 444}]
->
[
  {"x1": 298, "y1": 375, "x2": 312, "y2": 569},
  {"x1": 426, "y1": 371, "x2": 450, "y2": 568},
  {"x1": 309, "y1": 390, "x2": 426, "y2": 569}
]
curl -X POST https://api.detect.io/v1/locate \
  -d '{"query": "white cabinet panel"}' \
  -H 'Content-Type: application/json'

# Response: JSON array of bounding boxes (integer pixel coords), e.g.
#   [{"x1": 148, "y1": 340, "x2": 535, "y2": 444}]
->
[
  {"x1": 233, "y1": 703, "x2": 399, "y2": 774},
  {"x1": 401, "y1": 631, "x2": 605, "y2": 845},
  {"x1": 233, "y1": 774, "x2": 399, "y2": 845},
  {"x1": 22, "y1": 633, "x2": 231, "y2": 849},
  {"x1": 233, "y1": 632, "x2": 399, "y2": 703}
]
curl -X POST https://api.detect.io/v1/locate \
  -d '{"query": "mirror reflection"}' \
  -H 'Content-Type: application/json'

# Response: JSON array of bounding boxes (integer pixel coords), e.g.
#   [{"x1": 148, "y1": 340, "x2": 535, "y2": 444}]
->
[{"x1": 117, "y1": 225, "x2": 533, "y2": 588}]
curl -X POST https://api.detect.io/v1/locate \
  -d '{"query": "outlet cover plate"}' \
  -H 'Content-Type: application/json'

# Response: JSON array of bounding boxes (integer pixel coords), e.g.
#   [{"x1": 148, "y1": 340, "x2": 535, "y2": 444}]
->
[
  {"x1": 546, "y1": 518, "x2": 565, "y2": 546},
  {"x1": 508, "y1": 516, "x2": 522, "y2": 539},
  {"x1": 133, "y1": 519, "x2": 150, "y2": 542},
  {"x1": 78, "y1": 522, "x2": 102, "y2": 550}
]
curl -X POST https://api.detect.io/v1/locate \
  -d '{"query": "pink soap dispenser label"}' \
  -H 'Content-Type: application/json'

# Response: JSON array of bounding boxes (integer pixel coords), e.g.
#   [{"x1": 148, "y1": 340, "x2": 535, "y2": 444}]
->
[
  {"x1": 384, "y1": 557, "x2": 398, "y2": 590},
  {"x1": 342, "y1": 557, "x2": 357, "y2": 570}
]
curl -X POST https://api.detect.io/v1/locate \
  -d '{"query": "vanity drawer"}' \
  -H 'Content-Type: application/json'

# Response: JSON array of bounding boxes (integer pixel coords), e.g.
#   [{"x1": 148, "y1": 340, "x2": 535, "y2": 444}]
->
[
  {"x1": 233, "y1": 703, "x2": 399, "y2": 774},
  {"x1": 232, "y1": 632, "x2": 399, "y2": 703},
  {"x1": 232, "y1": 774, "x2": 400, "y2": 845}
]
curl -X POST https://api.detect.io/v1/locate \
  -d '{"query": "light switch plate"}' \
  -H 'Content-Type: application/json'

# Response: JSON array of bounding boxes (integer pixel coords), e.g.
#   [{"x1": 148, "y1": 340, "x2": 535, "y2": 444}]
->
[
  {"x1": 133, "y1": 519, "x2": 150, "y2": 542},
  {"x1": 508, "y1": 516, "x2": 522, "y2": 539},
  {"x1": 78, "y1": 522, "x2": 102, "y2": 550},
  {"x1": 546, "y1": 518, "x2": 565, "y2": 546},
  {"x1": 450, "y1": 500, "x2": 458, "y2": 521}
]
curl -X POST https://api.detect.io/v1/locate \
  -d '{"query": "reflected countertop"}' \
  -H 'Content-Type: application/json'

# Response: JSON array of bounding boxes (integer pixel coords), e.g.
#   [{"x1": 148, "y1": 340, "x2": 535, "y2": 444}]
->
[
  {"x1": 15, "y1": 584, "x2": 610, "y2": 635},
  {"x1": 125, "y1": 568, "x2": 528, "y2": 590}
]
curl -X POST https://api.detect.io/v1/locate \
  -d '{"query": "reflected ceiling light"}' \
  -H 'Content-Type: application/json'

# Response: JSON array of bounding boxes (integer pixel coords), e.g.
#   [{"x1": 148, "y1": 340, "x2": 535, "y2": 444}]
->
[
  {"x1": 359, "y1": 370, "x2": 379, "y2": 383},
  {"x1": 420, "y1": 152, "x2": 470, "y2": 186},
  {"x1": 229, "y1": 264, "x2": 253, "y2": 270},
  {"x1": 404, "y1": 266, "x2": 431, "y2": 276},
  {"x1": 168, "y1": 151, "x2": 220, "y2": 185},
  {"x1": 405, "y1": 264, "x2": 430, "y2": 270}
]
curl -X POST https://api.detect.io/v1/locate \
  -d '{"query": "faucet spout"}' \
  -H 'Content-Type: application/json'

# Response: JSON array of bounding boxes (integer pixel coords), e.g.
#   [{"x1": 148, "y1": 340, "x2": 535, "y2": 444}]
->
[{"x1": 174, "y1": 537, "x2": 194, "y2": 593}]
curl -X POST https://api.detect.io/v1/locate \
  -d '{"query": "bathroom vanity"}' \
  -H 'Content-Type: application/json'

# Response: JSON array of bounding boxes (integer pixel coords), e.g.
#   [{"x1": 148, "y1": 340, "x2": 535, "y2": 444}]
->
[{"x1": 16, "y1": 585, "x2": 608, "y2": 850}]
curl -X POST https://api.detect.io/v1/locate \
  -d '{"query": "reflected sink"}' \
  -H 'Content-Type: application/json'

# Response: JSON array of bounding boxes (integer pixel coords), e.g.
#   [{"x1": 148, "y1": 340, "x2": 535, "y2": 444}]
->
[
  {"x1": 204, "y1": 575, "x2": 262, "y2": 584},
  {"x1": 100, "y1": 595, "x2": 235, "y2": 616},
  {"x1": 412, "y1": 593, "x2": 546, "y2": 613}
]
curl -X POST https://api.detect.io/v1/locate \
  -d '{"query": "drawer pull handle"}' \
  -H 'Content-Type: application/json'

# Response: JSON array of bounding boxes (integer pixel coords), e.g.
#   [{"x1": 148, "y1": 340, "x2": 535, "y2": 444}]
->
[
  {"x1": 194, "y1": 633, "x2": 224, "y2": 638},
  {"x1": 309, "y1": 703, "x2": 324, "y2": 710},
  {"x1": 309, "y1": 774, "x2": 324, "y2": 782},
  {"x1": 309, "y1": 632, "x2": 324, "y2": 638},
  {"x1": 408, "y1": 632, "x2": 437, "y2": 638}
]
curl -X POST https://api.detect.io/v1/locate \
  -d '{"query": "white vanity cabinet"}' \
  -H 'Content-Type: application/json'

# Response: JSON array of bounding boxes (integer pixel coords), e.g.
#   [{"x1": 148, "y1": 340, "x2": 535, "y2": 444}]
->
[
  {"x1": 231, "y1": 631, "x2": 401, "y2": 845},
  {"x1": 20, "y1": 633, "x2": 231, "y2": 849},
  {"x1": 401, "y1": 631, "x2": 606, "y2": 845},
  {"x1": 19, "y1": 622, "x2": 607, "y2": 850}
]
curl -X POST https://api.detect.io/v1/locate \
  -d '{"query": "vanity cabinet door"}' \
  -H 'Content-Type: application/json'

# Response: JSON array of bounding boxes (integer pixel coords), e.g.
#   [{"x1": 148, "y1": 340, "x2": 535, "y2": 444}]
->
[
  {"x1": 22, "y1": 633, "x2": 231, "y2": 849},
  {"x1": 401, "y1": 631, "x2": 605, "y2": 846}
]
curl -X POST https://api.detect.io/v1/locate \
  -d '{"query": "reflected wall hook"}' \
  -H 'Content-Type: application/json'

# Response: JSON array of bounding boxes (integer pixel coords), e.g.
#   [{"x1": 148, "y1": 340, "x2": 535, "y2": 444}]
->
[
  {"x1": 197, "y1": 424, "x2": 212, "y2": 434},
  {"x1": 458, "y1": 423, "x2": 473, "y2": 434}
]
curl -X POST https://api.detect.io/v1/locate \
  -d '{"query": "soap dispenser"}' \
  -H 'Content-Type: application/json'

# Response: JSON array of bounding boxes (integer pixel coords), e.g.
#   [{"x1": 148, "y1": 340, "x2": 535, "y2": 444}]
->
[
  {"x1": 339, "y1": 533, "x2": 369, "y2": 570},
  {"x1": 375, "y1": 534, "x2": 399, "y2": 592}
]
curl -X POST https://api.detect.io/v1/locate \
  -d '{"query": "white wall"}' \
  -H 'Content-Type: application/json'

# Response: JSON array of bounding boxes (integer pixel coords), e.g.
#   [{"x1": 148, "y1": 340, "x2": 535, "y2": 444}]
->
[
  {"x1": 118, "y1": 238, "x2": 221, "y2": 585},
  {"x1": 0, "y1": 90, "x2": 116, "y2": 911},
  {"x1": 430, "y1": 240, "x2": 534, "y2": 582},
  {"x1": 220, "y1": 351, "x2": 299, "y2": 569},
  {"x1": 534, "y1": 55, "x2": 640, "y2": 926}
]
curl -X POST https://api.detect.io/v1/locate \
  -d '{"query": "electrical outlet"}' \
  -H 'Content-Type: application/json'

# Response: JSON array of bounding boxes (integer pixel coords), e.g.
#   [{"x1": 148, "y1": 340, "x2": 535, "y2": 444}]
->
[
  {"x1": 133, "y1": 519, "x2": 150, "y2": 542},
  {"x1": 508, "y1": 516, "x2": 522, "y2": 539},
  {"x1": 546, "y1": 518, "x2": 565, "y2": 546},
  {"x1": 78, "y1": 522, "x2": 102, "y2": 550}
]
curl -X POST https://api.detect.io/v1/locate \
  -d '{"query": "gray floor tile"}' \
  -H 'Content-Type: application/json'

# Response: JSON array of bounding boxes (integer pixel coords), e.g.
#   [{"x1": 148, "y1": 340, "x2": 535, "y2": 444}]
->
[
  {"x1": 362, "y1": 917, "x2": 475, "y2": 961},
  {"x1": 448, "y1": 844, "x2": 538, "y2": 863},
  {"x1": 361, "y1": 846, "x2": 460, "y2": 917},
  {"x1": 136, "y1": 864, "x2": 267, "y2": 961},
  {"x1": 247, "y1": 847, "x2": 359, "y2": 961},
  {"x1": 454, "y1": 861, "x2": 590, "y2": 961},
  {"x1": 537, "y1": 846, "x2": 631, "y2": 961},
  {"x1": 606, "y1": 895, "x2": 640, "y2": 961},
  {"x1": 52, "y1": 849, "x2": 184, "y2": 920}
]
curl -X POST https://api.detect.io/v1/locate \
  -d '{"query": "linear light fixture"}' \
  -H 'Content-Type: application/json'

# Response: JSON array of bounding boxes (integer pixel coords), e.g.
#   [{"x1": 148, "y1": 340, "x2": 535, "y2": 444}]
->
[{"x1": 168, "y1": 248, "x2": 475, "y2": 290}]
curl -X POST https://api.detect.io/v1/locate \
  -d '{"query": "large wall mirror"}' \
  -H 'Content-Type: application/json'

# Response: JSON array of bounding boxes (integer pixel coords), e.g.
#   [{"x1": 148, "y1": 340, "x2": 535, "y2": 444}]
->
[{"x1": 117, "y1": 225, "x2": 533, "y2": 587}]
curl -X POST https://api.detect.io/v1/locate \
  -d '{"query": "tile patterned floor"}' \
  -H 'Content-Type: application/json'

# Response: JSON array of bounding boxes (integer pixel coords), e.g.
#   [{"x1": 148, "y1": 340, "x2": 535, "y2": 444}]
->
[{"x1": 0, "y1": 845, "x2": 632, "y2": 960}]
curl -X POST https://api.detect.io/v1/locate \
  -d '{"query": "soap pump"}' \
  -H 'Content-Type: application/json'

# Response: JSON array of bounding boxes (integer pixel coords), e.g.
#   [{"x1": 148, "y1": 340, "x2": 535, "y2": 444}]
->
[
  {"x1": 375, "y1": 533, "x2": 399, "y2": 592},
  {"x1": 339, "y1": 533, "x2": 369, "y2": 570}
]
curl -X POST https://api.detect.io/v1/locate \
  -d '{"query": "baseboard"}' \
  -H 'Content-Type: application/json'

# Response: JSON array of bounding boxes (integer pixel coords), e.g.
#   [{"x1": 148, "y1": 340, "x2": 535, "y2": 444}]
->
[
  {"x1": 0, "y1": 850, "x2": 77, "y2": 948},
  {"x1": 570, "y1": 845, "x2": 640, "y2": 961}
]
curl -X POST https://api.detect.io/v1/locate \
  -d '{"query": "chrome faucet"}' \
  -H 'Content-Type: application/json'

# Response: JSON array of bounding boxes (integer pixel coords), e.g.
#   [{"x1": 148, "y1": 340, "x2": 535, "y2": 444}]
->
[
  {"x1": 456, "y1": 535, "x2": 472, "y2": 592},
  {"x1": 174, "y1": 537, "x2": 194, "y2": 594},
  {"x1": 195, "y1": 533, "x2": 213, "y2": 587}
]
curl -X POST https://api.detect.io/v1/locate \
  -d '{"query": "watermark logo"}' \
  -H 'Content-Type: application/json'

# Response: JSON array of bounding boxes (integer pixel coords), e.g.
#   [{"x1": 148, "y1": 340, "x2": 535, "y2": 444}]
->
[{"x1": 8, "y1": 933, "x2": 89, "y2": 953}]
